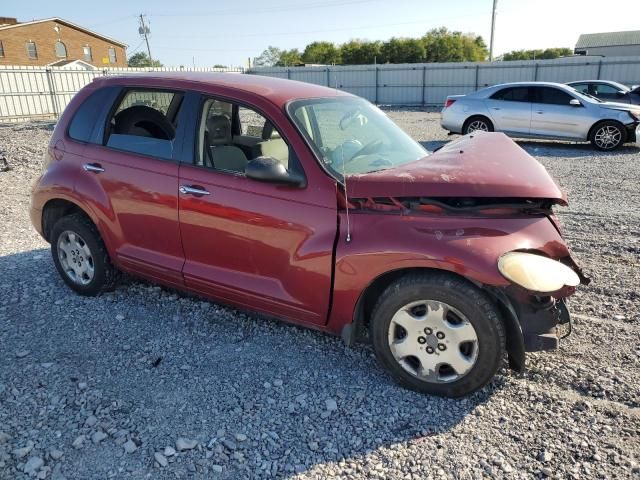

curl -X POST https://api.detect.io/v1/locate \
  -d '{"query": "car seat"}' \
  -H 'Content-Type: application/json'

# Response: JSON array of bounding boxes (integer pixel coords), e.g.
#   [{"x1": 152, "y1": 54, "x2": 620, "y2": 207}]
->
[{"x1": 206, "y1": 115, "x2": 248, "y2": 172}]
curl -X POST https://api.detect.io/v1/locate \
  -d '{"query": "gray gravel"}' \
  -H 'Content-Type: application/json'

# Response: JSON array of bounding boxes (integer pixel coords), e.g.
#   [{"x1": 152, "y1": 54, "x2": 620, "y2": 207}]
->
[{"x1": 1, "y1": 113, "x2": 639, "y2": 479}]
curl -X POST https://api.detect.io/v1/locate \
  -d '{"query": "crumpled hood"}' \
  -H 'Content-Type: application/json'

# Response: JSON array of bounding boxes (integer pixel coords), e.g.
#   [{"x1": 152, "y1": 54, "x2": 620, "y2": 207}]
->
[{"x1": 346, "y1": 132, "x2": 567, "y2": 204}]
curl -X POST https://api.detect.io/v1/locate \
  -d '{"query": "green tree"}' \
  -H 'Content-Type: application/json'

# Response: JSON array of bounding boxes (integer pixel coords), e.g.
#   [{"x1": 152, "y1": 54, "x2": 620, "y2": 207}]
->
[
  {"x1": 502, "y1": 48, "x2": 573, "y2": 61},
  {"x1": 254, "y1": 46, "x2": 283, "y2": 67},
  {"x1": 302, "y1": 41, "x2": 341, "y2": 65},
  {"x1": 380, "y1": 37, "x2": 426, "y2": 63},
  {"x1": 127, "y1": 52, "x2": 163, "y2": 67},
  {"x1": 340, "y1": 39, "x2": 382, "y2": 65},
  {"x1": 276, "y1": 49, "x2": 303, "y2": 67},
  {"x1": 422, "y1": 27, "x2": 488, "y2": 62}
]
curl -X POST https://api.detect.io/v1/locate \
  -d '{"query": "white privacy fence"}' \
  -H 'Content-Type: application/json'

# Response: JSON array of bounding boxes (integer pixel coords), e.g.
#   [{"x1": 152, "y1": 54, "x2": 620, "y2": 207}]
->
[
  {"x1": 2, "y1": 57, "x2": 640, "y2": 122},
  {"x1": 0, "y1": 66, "x2": 243, "y2": 123},
  {"x1": 249, "y1": 56, "x2": 640, "y2": 106}
]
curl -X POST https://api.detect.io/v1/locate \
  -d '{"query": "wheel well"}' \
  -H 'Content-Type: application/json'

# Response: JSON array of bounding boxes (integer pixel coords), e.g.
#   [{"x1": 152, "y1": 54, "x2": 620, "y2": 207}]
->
[
  {"x1": 350, "y1": 267, "x2": 480, "y2": 343},
  {"x1": 348, "y1": 267, "x2": 524, "y2": 370},
  {"x1": 588, "y1": 119, "x2": 626, "y2": 141},
  {"x1": 463, "y1": 115, "x2": 493, "y2": 130},
  {"x1": 42, "y1": 199, "x2": 93, "y2": 242}
]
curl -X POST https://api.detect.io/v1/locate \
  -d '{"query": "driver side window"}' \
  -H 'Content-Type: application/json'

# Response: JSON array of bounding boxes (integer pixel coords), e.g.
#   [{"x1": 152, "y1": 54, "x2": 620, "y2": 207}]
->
[{"x1": 196, "y1": 98, "x2": 295, "y2": 175}]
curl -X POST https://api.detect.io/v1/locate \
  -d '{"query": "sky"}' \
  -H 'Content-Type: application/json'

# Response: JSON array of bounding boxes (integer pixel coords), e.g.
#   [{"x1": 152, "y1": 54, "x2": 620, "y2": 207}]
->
[{"x1": 3, "y1": 0, "x2": 639, "y2": 67}]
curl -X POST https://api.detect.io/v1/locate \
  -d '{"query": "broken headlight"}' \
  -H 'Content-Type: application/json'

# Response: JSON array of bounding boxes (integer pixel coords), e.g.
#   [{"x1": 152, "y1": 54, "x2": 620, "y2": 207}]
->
[{"x1": 498, "y1": 252, "x2": 580, "y2": 293}]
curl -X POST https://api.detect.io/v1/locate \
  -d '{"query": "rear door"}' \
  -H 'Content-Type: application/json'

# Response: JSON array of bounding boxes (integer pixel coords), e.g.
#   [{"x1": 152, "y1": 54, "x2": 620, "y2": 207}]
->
[
  {"x1": 530, "y1": 86, "x2": 584, "y2": 139},
  {"x1": 484, "y1": 86, "x2": 532, "y2": 134},
  {"x1": 75, "y1": 87, "x2": 190, "y2": 288},
  {"x1": 177, "y1": 93, "x2": 338, "y2": 326}
]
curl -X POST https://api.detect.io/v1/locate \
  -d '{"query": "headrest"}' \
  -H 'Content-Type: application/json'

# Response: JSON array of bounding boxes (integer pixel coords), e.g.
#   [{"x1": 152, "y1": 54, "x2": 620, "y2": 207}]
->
[
  {"x1": 207, "y1": 115, "x2": 232, "y2": 145},
  {"x1": 262, "y1": 121, "x2": 274, "y2": 140}
]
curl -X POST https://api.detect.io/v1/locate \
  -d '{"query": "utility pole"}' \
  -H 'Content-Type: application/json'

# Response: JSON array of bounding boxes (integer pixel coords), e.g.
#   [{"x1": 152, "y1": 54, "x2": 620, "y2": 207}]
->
[
  {"x1": 489, "y1": 0, "x2": 498, "y2": 61},
  {"x1": 138, "y1": 14, "x2": 153, "y2": 62}
]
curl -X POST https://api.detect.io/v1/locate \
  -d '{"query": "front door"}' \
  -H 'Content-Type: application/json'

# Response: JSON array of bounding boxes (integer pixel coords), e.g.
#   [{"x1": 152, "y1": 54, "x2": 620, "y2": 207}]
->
[
  {"x1": 530, "y1": 87, "x2": 583, "y2": 139},
  {"x1": 178, "y1": 96, "x2": 337, "y2": 326}
]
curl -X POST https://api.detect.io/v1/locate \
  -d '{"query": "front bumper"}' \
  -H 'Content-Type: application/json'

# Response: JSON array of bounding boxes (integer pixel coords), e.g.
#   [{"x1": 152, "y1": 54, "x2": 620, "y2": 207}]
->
[{"x1": 626, "y1": 122, "x2": 640, "y2": 143}]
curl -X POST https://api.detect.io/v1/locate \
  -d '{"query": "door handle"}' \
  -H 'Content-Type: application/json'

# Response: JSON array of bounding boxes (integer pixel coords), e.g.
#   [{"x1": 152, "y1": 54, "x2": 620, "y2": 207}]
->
[
  {"x1": 535, "y1": 111, "x2": 544, "y2": 114},
  {"x1": 83, "y1": 163, "x2": 104, "y2": 173},
  {"x1": 490, "y1": 107, "x2": 501, "y2": 110},
  {"x1": 179, "y1": 185, "x2": 210, "y2": 196}
]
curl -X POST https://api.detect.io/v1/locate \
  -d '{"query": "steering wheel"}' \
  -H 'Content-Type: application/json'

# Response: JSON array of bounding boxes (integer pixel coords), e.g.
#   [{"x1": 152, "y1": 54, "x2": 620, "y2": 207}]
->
[
  {"x1": 339, "y1": 109, "x2": 367, "y2": 131},
  {"x1": 348, "y1": 139, "x2": 383, "y2": 161}
]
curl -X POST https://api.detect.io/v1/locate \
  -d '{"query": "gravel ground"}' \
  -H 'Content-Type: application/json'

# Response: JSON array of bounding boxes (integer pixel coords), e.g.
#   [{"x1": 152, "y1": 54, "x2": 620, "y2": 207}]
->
[{"x1": 1, "y1": 112, "x2": 639, "y2": 480}]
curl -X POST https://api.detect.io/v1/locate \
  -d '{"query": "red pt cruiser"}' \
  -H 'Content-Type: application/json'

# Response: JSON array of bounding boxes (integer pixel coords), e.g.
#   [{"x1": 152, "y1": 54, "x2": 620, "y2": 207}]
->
[{"x1": 30, "y1": 73, "x2": 588, "y2": 397}]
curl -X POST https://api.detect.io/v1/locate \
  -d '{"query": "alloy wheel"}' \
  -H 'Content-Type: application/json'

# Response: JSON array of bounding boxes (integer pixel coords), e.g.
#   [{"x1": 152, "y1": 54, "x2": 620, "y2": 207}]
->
[
  {"x1": 594, "y1": 125, "x2": 622, "y2": 150},
  {"x1": 57, "y1": 230, "x2": 95, "y2": 286},
  {"x1": 387, "y1": 300, "x2": 479, "y2": 383},
  {"x1": 467, "y1": 120, "x2": 489, "y2": 132}
]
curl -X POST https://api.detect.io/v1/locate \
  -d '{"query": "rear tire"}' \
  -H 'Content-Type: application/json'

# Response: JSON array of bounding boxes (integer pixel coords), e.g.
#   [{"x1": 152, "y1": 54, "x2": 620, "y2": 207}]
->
[
  {"x1": 370, "y1": 272, "x2": 505, "y2": 397},
  {"x1": 589, "y1": 121, "x2": 626, "y2": 151},
  {"x1": 463, "y1": 116, "x2": 494, "y2": 135},
  {"x1": 51, "y1": 214, "x2": 119, "y2": 296}
]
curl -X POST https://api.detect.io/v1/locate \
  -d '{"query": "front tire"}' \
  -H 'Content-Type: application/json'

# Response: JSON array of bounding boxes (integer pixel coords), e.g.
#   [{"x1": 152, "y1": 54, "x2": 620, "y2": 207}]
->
[
  {"x1": 370, "y1": 272, "x2": 505, "y2": 397},
  {"x1": 51, "y1": 214, "x2": 118, "y2": 296},
  {"x1": 463, "y1": 116, "x2": 494, "y2": 135},
  {"x1": 590, "y1": 121, "x2": 626, "y2": 151}
]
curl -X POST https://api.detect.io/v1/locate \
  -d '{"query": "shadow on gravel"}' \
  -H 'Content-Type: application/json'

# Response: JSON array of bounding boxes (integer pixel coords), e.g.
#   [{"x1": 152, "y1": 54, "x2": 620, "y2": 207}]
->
[{"x1": 0, "y1": 248, "x2": 501, "y2": 479}]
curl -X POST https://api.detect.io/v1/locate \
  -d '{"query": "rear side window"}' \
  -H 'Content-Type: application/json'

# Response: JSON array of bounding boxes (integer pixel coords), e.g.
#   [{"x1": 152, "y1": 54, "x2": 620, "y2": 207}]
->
[
  {"x1": 490, "y1": 87, "x2": 530, "y2": 102},
  {"x1": 570, "y1": 83, "x2": 590, "y2": 95},
  {"x1": 535, "y1": 87, "x2": 573, "y2": 105},
  {"x1": 104, "y1": 89, "x2": 184, "y2": 160},
  {"x1": 68, "y1": 88, "x2": 117, "y2": 143}
]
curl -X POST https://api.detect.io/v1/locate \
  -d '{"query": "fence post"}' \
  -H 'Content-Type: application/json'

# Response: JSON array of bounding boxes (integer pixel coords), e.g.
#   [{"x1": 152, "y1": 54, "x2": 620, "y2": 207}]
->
[
  {"x1": 45, "y1": 68, "x2": 59, "y2": 119},
  {"x1": 422, "y1": 66, "x2": 427, "y2": 106},
  {"x1": 374, "y1": 66, "x2": 379, "y2": 105},
  {"x1": 474, "y1": 64, "x2": 479, "y2": 90},
  {"x1": 326, "y1": 68, "x2": 330, "y2": 87},
  {"x1": 287, "y1": 68, "x2": 291, "y2": 80},
  {"x1": 534, "y1": 62, "x2": 539, "y2": 81},
  {"x1": 597, "y1": 60, "x2": 602, "y2": 79}
]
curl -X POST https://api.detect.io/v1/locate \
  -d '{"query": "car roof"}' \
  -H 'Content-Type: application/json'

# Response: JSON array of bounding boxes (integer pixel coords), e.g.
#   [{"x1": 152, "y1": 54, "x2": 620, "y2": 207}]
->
[
  {"x1": 92, "y1": 72, "x2": 352, "y2": 107},
  {"x1": 566, "y1": 79, "x2": 629, "y2": 88},
  {"x1": 488, "y1": 81, "x2": 575, "y2": 89}
]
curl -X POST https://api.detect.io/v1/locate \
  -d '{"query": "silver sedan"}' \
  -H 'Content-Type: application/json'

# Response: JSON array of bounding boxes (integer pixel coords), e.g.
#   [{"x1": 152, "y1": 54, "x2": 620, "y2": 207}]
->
[{"x1": 440, "y1": 82, "x2": 640, "y2": 150}]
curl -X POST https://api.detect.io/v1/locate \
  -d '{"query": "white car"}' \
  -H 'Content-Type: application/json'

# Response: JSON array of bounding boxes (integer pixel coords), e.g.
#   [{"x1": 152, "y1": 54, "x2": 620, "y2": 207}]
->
[{"x1": 441, "y1": 82, "x2": 640, "y2": 150}]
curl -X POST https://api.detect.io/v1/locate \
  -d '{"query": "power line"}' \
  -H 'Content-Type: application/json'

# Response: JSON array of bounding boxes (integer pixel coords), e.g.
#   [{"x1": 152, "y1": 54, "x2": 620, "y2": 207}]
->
[
  {"x1": 155, "y1": 12, "x2": 484, "y2": 40},
  {"x1": 150, "y1": 0, "x2": 388, "y2": 17}
]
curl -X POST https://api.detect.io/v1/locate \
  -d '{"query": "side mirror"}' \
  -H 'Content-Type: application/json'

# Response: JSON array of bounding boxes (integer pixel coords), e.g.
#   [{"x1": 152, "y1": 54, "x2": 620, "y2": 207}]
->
[
  {"x1": 616, "y1": 91, "x2": 627, "y2": 97},
  {"x1": 569, "y1": 99, "x2": 582, "y2": 107},
  {"x1": 245, "y1": 156, "x2": 306, "y2": 187}
]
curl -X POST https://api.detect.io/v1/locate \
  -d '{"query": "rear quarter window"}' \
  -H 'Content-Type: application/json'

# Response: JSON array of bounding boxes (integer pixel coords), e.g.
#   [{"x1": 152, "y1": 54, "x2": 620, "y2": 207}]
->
[{"x1": 68, "y1": 88, "x2": 118, "y2": 143}]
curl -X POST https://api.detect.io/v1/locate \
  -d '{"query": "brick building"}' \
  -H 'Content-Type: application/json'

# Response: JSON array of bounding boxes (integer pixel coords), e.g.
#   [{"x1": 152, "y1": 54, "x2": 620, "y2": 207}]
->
[{"x1": 0, "y1": 17, "x2": 127, "y2": 67}]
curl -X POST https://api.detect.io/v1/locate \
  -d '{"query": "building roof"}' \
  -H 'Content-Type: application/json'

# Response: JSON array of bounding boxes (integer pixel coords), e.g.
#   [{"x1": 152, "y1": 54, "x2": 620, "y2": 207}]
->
[
  {"x1": 0, "y1": 17, "x2": 127, "y2": 47},
  {"x1": 576, "y1": 30, "x2": 640, "y2": 49},
  {"x1": 93, "y1": 72, "x2": 351, "y2": 107}
]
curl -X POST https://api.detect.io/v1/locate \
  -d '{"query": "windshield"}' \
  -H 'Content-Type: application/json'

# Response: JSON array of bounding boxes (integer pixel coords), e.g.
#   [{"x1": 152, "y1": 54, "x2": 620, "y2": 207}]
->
[{"x1": 288, "y1": 97, "x2": 428, "y2": 179}]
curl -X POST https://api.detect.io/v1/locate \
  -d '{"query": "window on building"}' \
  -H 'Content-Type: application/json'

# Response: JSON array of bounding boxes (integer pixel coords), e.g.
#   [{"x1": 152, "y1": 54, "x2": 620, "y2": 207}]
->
[
  {"x1": 26, "y1": 41, "x2": 37, "y2": 59},
  {"x1": 55, "y1": 41, "x2": 67, "y2": 58},
  {"x1": 83, "y1": 46, "x2": 92, "y2": 62},
  {"x1": 108, "y1": 47, "x2": 117, "y2": 64},
  {"x1": 0, "y1": 41, "x2": 4, "y2": 58}
]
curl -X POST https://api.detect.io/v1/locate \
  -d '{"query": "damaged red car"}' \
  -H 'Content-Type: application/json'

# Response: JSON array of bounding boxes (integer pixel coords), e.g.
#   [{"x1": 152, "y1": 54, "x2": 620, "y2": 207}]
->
[{"x1": 30, "y1": 73, "x2": 588, "y2": 397}]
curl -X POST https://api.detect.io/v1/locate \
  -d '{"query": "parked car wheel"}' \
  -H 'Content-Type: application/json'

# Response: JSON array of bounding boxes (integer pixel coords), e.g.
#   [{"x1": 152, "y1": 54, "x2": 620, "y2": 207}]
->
[
  {"x1": 463, "y1": 116, "x2": 494, "y2": 135},
  {"x1": 590, "y1": 121, "x2": 626, "y2": 151},
  {"x1": 370, "y1": 272, "x2": 505, "y2": 397},
  {"x1": 51, "y1": 214, "x2": 119, "y2": 296}
]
